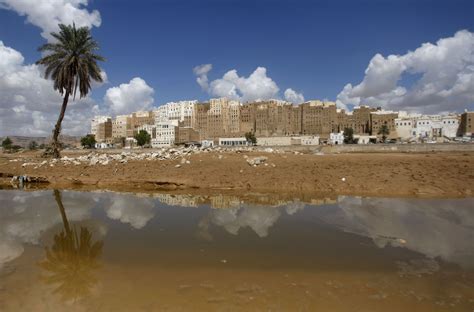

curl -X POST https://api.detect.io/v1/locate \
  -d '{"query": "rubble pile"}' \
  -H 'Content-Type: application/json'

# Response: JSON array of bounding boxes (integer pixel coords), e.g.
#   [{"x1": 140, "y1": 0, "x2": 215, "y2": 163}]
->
[{"x1": 17, "y1": 146, "x2": 283, "y2": 168}]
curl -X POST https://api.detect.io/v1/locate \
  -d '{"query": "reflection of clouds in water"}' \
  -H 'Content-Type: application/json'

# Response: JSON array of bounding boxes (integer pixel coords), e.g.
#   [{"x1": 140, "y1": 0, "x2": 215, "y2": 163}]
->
[
  {"x1": 0, "y1": 191, "x2": 98, "y2": 269},
  {"x1": 210, "y1": 205, "x2": 285, "y2": 238},
  {"x1": 104, "y1": 195, "x2": 155, "y2": 229},
  {"x1": 285, "y1": 200, "x2": 305, "y2": 215},
  {"x1": 334, "y1": 196, "x2": 474, "y2": 268}
]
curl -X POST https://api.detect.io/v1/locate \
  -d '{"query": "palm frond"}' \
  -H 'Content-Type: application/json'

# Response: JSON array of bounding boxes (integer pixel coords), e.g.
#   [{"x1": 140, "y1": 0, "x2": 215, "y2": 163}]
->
[{"x1": 36, "y1": 23, "x2": 105, "y2": 98}]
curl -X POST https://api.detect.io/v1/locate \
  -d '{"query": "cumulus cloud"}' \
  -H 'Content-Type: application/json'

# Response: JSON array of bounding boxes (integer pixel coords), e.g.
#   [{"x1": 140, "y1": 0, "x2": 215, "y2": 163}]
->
[
  {"x1": 104, "y1": 77, "x2": 155, "y2": 115},
  {"x1": 0, "y1": 0, "x2": 101, "y2": 41},
  {"x1": 0, "y1": 41, "x2": 100, "y2": 136},
  {"x1": 284, "y1": 88, "x2": 305, "y2": 104},
  {"x1": 193, "y1": 63, "x2": 212, "y2": 90},
  {"x1": 336, "y1": 30, "x2": 474, "y2": 113},
  {"x1": 193, "y1": 65, "x2": 282, "y2": 102}
]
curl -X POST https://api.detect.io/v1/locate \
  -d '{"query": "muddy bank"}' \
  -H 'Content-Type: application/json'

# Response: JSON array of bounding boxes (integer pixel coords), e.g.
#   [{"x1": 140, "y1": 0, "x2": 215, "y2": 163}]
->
[{"x1": 0, "y1": 150, "x2": 473, "y2": 198}]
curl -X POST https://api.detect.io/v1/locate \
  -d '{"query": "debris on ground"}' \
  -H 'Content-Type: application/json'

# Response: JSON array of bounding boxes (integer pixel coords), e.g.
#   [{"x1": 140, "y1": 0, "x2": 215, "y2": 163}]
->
[{"x1": 246, "y1": 156, "x2": 268, "y2": 166}]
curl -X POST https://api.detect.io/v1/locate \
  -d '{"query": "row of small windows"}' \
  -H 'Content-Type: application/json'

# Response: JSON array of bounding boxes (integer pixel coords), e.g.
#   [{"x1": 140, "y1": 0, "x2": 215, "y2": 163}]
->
[{"x1": 395, "y1": 120, "x2": 457, "y2": 126}]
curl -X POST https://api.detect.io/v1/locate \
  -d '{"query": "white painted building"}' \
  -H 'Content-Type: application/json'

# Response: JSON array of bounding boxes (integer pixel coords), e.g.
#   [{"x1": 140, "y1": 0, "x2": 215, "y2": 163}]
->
[
  {"x1": 201, "y1": 140, "x2": 214, "y2": 148},
  {"x1": 154, "y1": 100, "x2": 197, "y2": 124},
  {"x1": 91, "y1": 115, "x2": 111, "y2": 136},
  {"x1": 395, "y1": 114, "x2": 459, "y2": 141},
  {"x1": 257, "y1": 136, "x2": 292, "y2": 146},
  {"x1": 394, "y1": 112, "x2": 418, "y2": 141},
  {"x1": 440, "y1": 115, "x2": 459, "y2": 138},
  {"x1": 95, "y1": 142, "x2": 113, "y2": 149},
  {"x1": 300, "y1": 136, "x2": 320, "y2": 145},
  {"x1": 354, "y1": 135, "x2": 377, "y2": 144},
  {"x1": 218, "y1": 137, "x2": 249, "y2": 146},
  {"x1": 151, "y1": 121, "x2": 178, "y2": 147},
  {"x1": 329, "y1": 132, "x2": 344, "y2": 145}
]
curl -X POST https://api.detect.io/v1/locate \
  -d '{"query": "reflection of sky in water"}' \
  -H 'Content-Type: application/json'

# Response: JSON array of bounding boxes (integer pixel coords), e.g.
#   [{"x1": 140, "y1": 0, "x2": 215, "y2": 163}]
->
[
  {"x1": 0, "y1": 190, "x2": 473, "y2": 270},
  {"x1": 103, "y1": 195, "x2": 155, "y2": 229},
  {"x1": 330, "y1": 196, "x2": 474, "y2": 268}
]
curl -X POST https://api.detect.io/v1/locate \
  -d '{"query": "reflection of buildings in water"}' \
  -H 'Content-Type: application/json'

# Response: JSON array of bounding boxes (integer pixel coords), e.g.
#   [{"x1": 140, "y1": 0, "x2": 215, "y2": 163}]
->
[
  {"x1": 0, "y1": 190, "x2": 99, "y2": 270},
  {"x1": 197, "y1": 196, "x2": 338, "y2": 238},
  {"x1": 152, "y1": 192, "x2": 337, "y2": 210},
  {"x1": 153, "y1": 194, "x2": 200, "y2": 208},
  {"x1": 310, "y1": 198, "x2": 337, "y2": 205},
  {"x1": 332, "y1": 196, "x2": 474, "y2": 268},
  {"x1": 38, "y1": 190, "x2": 104, "y2": 303},
  {"x1": 103, "y1": 195, "x2": 155, "y2": 229},
  {"x1": 209, "y1": 195, "x2": 241, "y2": 209}
]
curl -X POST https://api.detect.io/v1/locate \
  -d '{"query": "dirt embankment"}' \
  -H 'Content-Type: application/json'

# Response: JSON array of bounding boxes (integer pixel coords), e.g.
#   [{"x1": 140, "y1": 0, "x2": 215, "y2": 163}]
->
[{"x1": 0, "y1": 150, "x2": 473, "y2": 198}]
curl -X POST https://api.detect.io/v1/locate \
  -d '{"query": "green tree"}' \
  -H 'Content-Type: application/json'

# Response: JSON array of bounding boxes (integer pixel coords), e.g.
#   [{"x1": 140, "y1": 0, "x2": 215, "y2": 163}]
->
[
  {"x1": 2, "y1": 137, "x2": 12, "y2": 150},
  {"x1": 245, "y1": 132, "x2": 257, "y2": 145},
  {"x1": 134, "y1": 130, "x2": 151, "y2": 147},
  {"x1": 36, "y1": 24, "x2": 105, "y2": 158},
  {"x1": 11, "y1": 145, "x2": 22, "y2": 152},
  {"x1": 80, "y1": 134, "x2": 96, "y2": 149},
  {"x1": 28, "y1": 140, "x2": 38, "y2": 150},
  {"x1": 343, "y1": 127, "x2": 355, "y2": 144},
  {"x1": 378, "y1": 124, "x2": 390, "y2": 143}
]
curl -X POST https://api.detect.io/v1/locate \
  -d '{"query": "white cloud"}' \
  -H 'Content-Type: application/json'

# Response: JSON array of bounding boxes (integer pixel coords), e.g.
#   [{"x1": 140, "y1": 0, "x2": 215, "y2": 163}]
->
[
  {"x1": 0, "y1": 41, "x2": 100, "y2": 136},
  {"x1": 0, "y1": 0, "x2": 101, "y2": 41},
  {"x1": 284, "y1": 88, "x2": 305, "y2": 104},
  {"x1": 337, "y1": 30, "x2": 474, "y2": 113},
  {"x1": 104, "y1": 77, "x2": 155, "y2": 115},
  {"x1": 193, "y1": 63, "x2": 212, "y2": 90},
  {"x1": 194, "y1": 65, "x2": 281, "y2": 102}
]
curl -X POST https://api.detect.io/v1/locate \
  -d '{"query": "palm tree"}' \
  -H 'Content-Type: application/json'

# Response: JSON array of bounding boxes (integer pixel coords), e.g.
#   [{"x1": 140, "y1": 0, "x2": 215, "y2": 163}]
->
[
  {"x1": 38, "y1": 190, "x2": 103, "y2": 302},
  {"x1": 36, "y1": 24, "x2": 105, "y2": 158}
]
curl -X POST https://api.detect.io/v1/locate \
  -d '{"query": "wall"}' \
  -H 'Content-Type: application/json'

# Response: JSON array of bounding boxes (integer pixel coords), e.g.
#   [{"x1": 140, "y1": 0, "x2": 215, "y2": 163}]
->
[{"x1": 321, "y1": 143, "x2": 474, "y2": 153}]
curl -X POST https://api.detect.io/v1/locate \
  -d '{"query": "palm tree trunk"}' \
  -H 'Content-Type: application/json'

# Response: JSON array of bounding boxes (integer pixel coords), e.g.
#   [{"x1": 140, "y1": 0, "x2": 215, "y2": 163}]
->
[
  {"x1": 51, "y1": 90, "x2": 70, "y2": 158},
  {"x1": 53, "y1": 189, "x2": 71, "y2": 234}
]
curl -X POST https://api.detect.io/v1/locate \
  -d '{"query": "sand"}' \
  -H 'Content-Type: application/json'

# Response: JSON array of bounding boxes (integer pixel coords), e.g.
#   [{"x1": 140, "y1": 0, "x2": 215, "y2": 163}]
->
[{"x1": 0, "y1": 149, "x2": 473, "y2": 198}]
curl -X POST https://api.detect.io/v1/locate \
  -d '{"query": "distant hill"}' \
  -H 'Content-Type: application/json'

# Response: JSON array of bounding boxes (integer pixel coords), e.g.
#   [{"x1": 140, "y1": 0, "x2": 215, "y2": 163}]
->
[{"x1": 0, "y1": 135, "x2": 81, "y2": 148}]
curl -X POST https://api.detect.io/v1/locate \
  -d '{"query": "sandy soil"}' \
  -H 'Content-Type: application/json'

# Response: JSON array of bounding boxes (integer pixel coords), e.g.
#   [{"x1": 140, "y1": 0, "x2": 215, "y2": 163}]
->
[{"x1": 0, "y1": 149, "x2": 473, "y2": 198}]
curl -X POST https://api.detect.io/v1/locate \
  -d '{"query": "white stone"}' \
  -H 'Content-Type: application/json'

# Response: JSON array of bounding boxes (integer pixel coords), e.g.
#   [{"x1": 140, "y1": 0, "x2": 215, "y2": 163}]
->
[{"x1": 247, "y1": 156, "x2": 268, "y2": 166}]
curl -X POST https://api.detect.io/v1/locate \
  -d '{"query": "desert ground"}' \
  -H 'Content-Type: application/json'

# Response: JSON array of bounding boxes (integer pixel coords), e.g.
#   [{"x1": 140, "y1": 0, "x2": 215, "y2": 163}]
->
[{"x1": 1, "y1": 148, "x2": 473, "y2": 198}]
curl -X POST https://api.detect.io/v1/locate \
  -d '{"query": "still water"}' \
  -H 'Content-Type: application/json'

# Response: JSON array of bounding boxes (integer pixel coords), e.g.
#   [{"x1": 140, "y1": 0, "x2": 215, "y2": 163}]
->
[{"x1": 0, "y1": 190, "x2": 473, "y2": 311}]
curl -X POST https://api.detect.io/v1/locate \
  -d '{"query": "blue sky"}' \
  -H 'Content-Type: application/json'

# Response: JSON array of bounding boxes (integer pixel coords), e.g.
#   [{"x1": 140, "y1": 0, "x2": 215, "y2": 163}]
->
[{"x1": 0, "y1": 0, "x2": 473, "y2": 135}]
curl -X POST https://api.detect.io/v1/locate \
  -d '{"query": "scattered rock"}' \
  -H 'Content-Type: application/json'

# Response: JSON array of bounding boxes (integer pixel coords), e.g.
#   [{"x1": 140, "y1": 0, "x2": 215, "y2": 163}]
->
[{"x1": 247, "y1": 156, "x2": 268, "y2": 166}]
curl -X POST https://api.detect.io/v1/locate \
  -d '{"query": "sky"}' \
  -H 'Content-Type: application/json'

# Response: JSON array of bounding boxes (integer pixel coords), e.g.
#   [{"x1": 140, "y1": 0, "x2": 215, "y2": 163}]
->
[{"x1": 0, "y1": 0, "x2": 473, "y2": 136}]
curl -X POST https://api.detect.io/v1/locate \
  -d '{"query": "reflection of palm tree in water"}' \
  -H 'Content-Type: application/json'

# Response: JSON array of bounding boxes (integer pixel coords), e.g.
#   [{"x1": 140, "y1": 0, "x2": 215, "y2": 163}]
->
[{"x1": 38, "y1": 190, "x2": 103, "y2": 302}]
